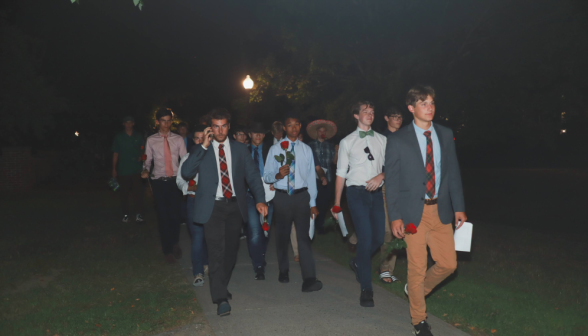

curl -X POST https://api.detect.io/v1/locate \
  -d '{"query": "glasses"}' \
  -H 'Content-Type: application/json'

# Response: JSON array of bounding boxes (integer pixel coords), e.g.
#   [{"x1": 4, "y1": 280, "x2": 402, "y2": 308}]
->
[
  {"x1": 389, "y1": 116, "x2": 403, "y2": 120},
  {"x1": 364, "y1": 147, "x2": 374, "y2": 161}
]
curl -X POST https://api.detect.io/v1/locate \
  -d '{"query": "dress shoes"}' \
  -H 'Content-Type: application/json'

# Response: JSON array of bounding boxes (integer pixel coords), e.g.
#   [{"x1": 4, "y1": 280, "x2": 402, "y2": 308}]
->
[
  {"x1": 360, "y1": 289, "x2": 374, "y2": 307},
  {"x1": 278, "y1": 271, "x2": 289, "y2": 283},
  {"x1": 255, "y1": 268, "x2": 265, "y2": 280},
  {"x1": 302, "y1": 278, "x2": 323, "y2": 292},
  {"x1": 217, "y1": 301, "x2": 231, "y2": 316}
]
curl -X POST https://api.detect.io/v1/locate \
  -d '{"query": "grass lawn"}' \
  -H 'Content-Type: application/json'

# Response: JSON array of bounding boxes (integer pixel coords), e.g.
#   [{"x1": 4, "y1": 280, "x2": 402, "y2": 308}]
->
[
  {"x1": 0, "y1": 185, "x2": 204, "y2": 335},
  {"x1": 313, "y1": 169, "x2": 588, "y2": 336}
]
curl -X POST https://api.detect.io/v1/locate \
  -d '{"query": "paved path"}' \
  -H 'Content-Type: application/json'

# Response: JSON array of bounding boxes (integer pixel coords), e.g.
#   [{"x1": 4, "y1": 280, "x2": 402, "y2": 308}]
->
[{"x1": 177, "y1": 227, "x2": 468, "y2": 336}]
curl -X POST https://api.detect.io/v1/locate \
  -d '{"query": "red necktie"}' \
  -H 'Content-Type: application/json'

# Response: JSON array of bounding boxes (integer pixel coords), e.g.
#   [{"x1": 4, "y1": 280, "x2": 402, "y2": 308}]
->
[
  {"x1": 218, "y1": 144, "x2": 233, "y2": 199},
  {"x1": 424, "y1": 131, "x2": 435, "y2": 199},
  {"x1": 163, "y1": 135, "x2": 173, "y2": 177}
]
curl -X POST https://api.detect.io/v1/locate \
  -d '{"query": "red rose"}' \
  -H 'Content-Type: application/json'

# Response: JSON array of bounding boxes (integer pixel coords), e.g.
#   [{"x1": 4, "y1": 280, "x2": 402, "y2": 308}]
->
[
  {"x1": 262, "y1": 222, "x2": 269, "y2": 231},
  {"x1": 405, "y1": 223, "x2": 417, "y2": 234},
  {"x1": 141, "y1": 146, "x2": 144, "y2": 150},
  {"x1": 332, "y1": 206, "x2": 342, "y2": 213},
  {"x1": 280, "y1": 141, "x2": 290, "y2": 150},
  {"x1": 188, "y1": 180, "x2": 196, "y2": 186},
  {"x1": 141, "y1": 154, "x2": 147, "y2": 161}
]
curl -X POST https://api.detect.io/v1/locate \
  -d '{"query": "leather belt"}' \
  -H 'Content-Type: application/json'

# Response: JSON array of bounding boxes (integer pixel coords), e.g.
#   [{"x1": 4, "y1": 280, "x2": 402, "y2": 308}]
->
[
  {"x1": 152, "y1": 176, "x2": 176, "y2": 181},
  {"x1": 215, "y1": 196, "x2": 237, "y2": 203},
  {"x1": 424, "y1": 198, "x2": 438, "y2": 205},
  {"x1": 275, "y1": 187, "x2": 308, "y2": 195},
  {"x1": 348, "y1": 185, "x2": 383, "y2": 193}
]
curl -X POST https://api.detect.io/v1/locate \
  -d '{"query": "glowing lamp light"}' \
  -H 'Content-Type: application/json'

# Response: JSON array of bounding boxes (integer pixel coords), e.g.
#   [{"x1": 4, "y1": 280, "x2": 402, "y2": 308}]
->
[
  {"x1": 560, "y1": 129, "x2": 567, "y2": 134},
  {"x1": 75, "y1": 131, "x2": 79, "y2": 136},
  {"x1": 243, "y1": 75, "x2": 254, "y2": 89}
]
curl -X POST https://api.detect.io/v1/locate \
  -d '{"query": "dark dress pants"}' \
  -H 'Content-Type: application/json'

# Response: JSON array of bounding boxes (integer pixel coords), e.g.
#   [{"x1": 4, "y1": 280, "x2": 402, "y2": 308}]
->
[
  {"x1": 202, "y1": 199, "x2": 242, "y2": 304},
  {"x1": 151, "y1": 178, "x2": 182, "y2": 255},
  {"x1": 118, "y1": 174, "x2": 144, "y2": 216},
  {"x1": 273, "y1": 191, "x2": 316, "y2": 281},
  {"x1": 315, "y1": 181, "x2": 333, "y2": 232}
]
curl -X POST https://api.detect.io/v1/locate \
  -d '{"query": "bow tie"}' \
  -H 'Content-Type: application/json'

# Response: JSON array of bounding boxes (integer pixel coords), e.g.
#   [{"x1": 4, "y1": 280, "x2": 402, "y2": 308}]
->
[{"x1": 359, "y1": 129, "x2": 374, "y2": 138}]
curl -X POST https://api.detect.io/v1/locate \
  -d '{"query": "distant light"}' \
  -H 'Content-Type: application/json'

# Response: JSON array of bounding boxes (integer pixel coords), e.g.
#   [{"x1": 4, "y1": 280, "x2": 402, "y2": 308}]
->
[
  {"x1": 445, "y1": 118, "x2": 449, "y2": 121},
  {"x1": 75, "y1": 131, "x2": 79, "y2": 136},
  {"x1": 560, "y1": 129, "x2": 567, "y2": 134},
  {"x1": 243, "y1": 75, "x2": 254, "y2": 89}
]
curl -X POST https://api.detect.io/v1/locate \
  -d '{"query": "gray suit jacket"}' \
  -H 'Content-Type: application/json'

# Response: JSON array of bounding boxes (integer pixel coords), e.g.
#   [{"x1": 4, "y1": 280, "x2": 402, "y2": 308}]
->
[
  {"x1": 181, "y1": 139, "x2": 266, "y2": 224},
  {"x1": 384, "y1": 123, "x2": 465, "y2": 227}
]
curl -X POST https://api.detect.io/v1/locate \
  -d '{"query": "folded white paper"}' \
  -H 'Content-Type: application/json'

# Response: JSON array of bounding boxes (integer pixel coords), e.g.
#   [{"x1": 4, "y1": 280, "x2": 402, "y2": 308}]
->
[
  {"x1": 309, "y1": 215, "x2": 315, "y2": 240},
  {"x1": 454, "y1": 222, "x2": 473, "y2": 252},
  {"x1": 337, "y1": 212, "x2": 348, "y2": 237},
  {"x1": 260, "y1": 213, "x2": 268, "y2": 237},
  {"x1": 262, "y1": 177, "x2": 275, "y2": 203}
]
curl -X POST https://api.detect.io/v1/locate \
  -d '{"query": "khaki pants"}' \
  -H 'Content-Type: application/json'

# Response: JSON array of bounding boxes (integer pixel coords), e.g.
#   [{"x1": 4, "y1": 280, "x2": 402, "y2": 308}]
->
[
  {"x1": 348, "y1": 185, "x2": 397, "y2": 273},
  {"x1": 405, "y1": 204, "x2": 456, "y2": 325}
]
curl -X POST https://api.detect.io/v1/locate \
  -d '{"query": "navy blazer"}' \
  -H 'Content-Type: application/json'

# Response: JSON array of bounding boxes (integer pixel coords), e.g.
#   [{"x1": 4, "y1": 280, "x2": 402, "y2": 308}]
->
[
  {"x1": 181, "y1": 139, "x2": 266, "y2": 224},
  {"x1": 384, "y1": 123, "x2": 465, "y2": 227}
]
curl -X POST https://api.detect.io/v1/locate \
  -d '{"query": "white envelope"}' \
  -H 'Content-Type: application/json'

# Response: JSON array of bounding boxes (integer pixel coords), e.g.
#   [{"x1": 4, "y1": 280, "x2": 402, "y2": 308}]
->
[
  {"x1": 454, "y1": 222, "x2": 473, "y2": 252},
  {"x1": 309, "y1": 215, "x2": 315, "y2": 240},
  {"x1": 337, "y1": 212, "x2": 348, "y2": 237}
]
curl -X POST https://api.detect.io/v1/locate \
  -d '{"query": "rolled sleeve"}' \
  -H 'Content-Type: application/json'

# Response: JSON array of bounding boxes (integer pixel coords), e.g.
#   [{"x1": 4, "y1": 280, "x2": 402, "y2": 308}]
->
[{"x1": 335, "y1": 139, "x2": 349, "y2": 178}]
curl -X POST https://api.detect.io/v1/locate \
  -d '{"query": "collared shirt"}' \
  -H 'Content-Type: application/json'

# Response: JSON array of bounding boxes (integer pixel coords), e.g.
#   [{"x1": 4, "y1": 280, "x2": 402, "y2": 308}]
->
[
  {"x1": 272, "y1": 137, "x2": 281, "y2": 145},
  {"x1": 177, "y1": 153, "x2": 198, "y2": 195},
  {"x1": 336, "y1": 127, "x2": 387, "y2": 187},
  {"x1": 143, "y1": 131, "x2": 186, "y2": 179},
  {"x1": 112, "y1": 131, "x2": 144, "y2": 176},
  {"x1": 203, "y1": 139, "x2": 237, "y2": 198},
  {"x1": 382, "y1": 128, "x2": 394, "y2": 138},
  {"x1": 263, "y1": 138, "x2": 318, "y2": 207},
  {"x1": 250, "y1": 143, "x2": 265, "y2": 175},
  {"x1": 308, "y1": 139, "x2": 336, "y2": 182},
  {"x1": 413, "y1": 121, "x2": 441, "y2": 199}
]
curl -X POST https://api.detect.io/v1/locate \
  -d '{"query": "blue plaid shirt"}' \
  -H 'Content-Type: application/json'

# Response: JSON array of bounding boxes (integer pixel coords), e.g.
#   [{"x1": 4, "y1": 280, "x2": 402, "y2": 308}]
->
[{"x1": 308, "y1": 139, "x2": 336, "y2": 182}]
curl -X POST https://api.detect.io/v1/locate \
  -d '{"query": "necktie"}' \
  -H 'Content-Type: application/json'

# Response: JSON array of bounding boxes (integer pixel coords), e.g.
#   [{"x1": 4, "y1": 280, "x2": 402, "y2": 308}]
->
[
  {"x1": 424, "y1": 131, "x2": 436, "y2": 199},
  {"x1": 163, "y1": 135, "x2": 173, "y2": 177},
  {"x1": 359, "y1": 129, "x2": 374, "y2": 138},
  {"x1": 253, "y1": 146, "x2": 260, "y2": 172},
  {"x1": 218, "y1": 144, "x2": 234, "y2": 199},
  {"x1": 288, "y1": 143, "x2": 296, "y2": 195}
]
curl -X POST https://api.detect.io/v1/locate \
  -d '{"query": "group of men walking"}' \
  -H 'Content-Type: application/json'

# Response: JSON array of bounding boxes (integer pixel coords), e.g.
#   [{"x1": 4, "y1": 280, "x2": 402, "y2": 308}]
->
[{"x1": 111, "y1": 85, "x2": 466, "y2": 336}]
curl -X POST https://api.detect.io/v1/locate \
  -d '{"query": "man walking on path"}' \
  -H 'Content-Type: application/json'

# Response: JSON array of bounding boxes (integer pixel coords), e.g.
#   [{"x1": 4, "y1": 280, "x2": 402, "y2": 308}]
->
[
  {"x1": 385, "y1": 85, "x2": 466, "y2": 336},
  {"x1": 263, "y1": 114, "x2": 323, "y2": 293},
  {"x1": 181, "y1": 108, "x2": 267, "y2": 317},
  {"x1": 112, "y1": 116, "x2": 145, "y2": 223},
  {"x1": 306, "y1": 120, "x2": 338, "y2": 234},
  {"x1": 246, "y1": 122, "x2": 274, "y2": 280},
  {"x1": 142, "y1": 108, "x2": 187, "y2": 264},
  {"x1": 332, "y1": 101, "x2": 386, "y2": 307}
]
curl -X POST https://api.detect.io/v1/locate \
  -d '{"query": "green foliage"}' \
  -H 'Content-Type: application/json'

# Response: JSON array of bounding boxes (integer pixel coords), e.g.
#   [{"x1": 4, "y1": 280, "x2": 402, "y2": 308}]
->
[
  {"x1": 274, "y1": 153, "x2": 285, "y2": 164},
  {"x1": 384, "y1": 238, "x2": 407, "y2": 255},
  {"x1": 285, "y1": 151, "x2": 295, "y2": 165}
]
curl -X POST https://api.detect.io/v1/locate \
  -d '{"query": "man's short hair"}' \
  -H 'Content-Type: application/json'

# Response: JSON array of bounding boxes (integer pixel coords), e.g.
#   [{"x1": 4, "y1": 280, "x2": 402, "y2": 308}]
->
[
  {"x1": 177, "y1": 121, "x2": 189, "y2": 129},
  {"x1": 385, "y1": 106, "x2": 403, "y2": 117},
  {"x1": 194, "y1": 124, "x2": 206, "y2": 133},
  {"x1": 155, "y1": 108, "x2": 173, "y2": 120},
  {"x1": 271, "y1": 121, "x2": 284, "y2": 135},
  {"x1": 233, "y1": 125, "x2": 246, "y2": 134},
  {"x1": 351, "y1": 101, "x2": 375, "y2": 116},
  {"x1": 208, "y1": 108, "x2": 232, "y2": 124},
  {"x1": 283, "y1": 112, "x2": 301, "y2": 125},
  {"x1": 405, "y1": 85, "x2": 436, "y2": 107}
]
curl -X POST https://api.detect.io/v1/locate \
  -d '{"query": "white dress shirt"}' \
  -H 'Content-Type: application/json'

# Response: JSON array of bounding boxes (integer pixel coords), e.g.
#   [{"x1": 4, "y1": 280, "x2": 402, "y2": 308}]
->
[
  {"x1": 176, "y1": 153, "x2": 198, "y2": 195},
  {"x1": 336, "y1": 127, "x2": 387, "y2": 187},
  {"x1": 203, "y1": 139, "x2": 237, "y2": 198}
]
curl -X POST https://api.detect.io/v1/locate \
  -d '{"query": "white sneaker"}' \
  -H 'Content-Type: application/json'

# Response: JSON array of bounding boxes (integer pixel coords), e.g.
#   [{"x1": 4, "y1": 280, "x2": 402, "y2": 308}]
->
[
  {"x1": 135, "y1": 214, "x2": 145, "y2": 223},
  {"x1": 193, "y1": 274, "x2": 204, "y2": 287},
  {"x1": 122, "y1": 215, "x2": 129, "y2": 223},
  {"x1": 404, "y1": 284, "x2": 409, "y2": 297}
]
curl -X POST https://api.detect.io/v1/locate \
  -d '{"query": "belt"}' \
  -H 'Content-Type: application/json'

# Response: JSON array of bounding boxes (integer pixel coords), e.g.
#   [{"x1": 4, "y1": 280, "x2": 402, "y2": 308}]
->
[
  {"x1": 152, "y1": 176, "x2": 176, "y2": 181},
  {"x1": 215, "y1": 196, "x2": 238, "y2": 203},
  {"x1": 348, "y1": 185, "x2": 383, "y2": 193},
  {"x1": 275, "y1": 187, "x2": 308, "y2": 195},
  {"x1": 424, "y1": 198, "x2": 438, "y2": 205}
]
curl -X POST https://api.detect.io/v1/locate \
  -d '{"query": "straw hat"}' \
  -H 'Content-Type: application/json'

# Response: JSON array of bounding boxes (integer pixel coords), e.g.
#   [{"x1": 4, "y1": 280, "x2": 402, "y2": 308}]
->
[{"x1": 306, "y1": 119, "x2": 337, "y2": 140}]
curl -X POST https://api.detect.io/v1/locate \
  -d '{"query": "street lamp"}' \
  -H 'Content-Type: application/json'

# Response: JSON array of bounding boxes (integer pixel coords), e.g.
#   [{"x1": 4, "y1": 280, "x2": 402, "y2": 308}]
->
[{"x1": 243, "y1": 75, "x2": 254, "y2": 89}]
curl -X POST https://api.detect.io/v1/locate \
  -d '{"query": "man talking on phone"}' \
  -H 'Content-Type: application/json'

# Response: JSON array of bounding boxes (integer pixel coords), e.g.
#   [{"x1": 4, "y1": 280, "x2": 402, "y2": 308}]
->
[{"x1": 181, "y1": 108, "x2": 267, "y2": 317}]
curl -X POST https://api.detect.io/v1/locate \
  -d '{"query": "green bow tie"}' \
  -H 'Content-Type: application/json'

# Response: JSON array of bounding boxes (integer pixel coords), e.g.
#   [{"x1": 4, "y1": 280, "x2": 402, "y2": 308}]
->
[{"x1": 359, "y1": 129, "x2": 374, "y2": 138}]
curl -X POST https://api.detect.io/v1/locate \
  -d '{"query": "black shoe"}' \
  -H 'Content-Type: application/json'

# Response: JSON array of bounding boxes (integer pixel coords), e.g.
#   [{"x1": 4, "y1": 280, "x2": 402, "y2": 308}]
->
[
  {"x1": 227, "y1": 291, "x2": 232, "y2": 300},
  {"x1": 255, "y1": 268, "x2": 265, "y2": 280},
  {"x1": 360, "y1": 289, "x2": 374, "y2": 307},
  {"x1": 278, "y1": 271, "x2": 289, "y2": 283},
  {"x1": 413, "y1": 320, "x2": 433, "y2": 336},
  {"x1": 217, "y1": 301, "x2": 231, "y2": 316},
  {"x1": 349, "y1": 259, "x2": 359, "y2": 283},
  {"x1": 302, "y1": 278, "x2": 323, "y2": 292}
]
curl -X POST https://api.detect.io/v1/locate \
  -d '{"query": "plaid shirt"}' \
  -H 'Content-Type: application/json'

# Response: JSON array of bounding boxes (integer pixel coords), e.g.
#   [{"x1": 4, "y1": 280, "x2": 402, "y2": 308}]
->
[{"x1": 308, "y1": 139, "x2": 336, "y2": 182}]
